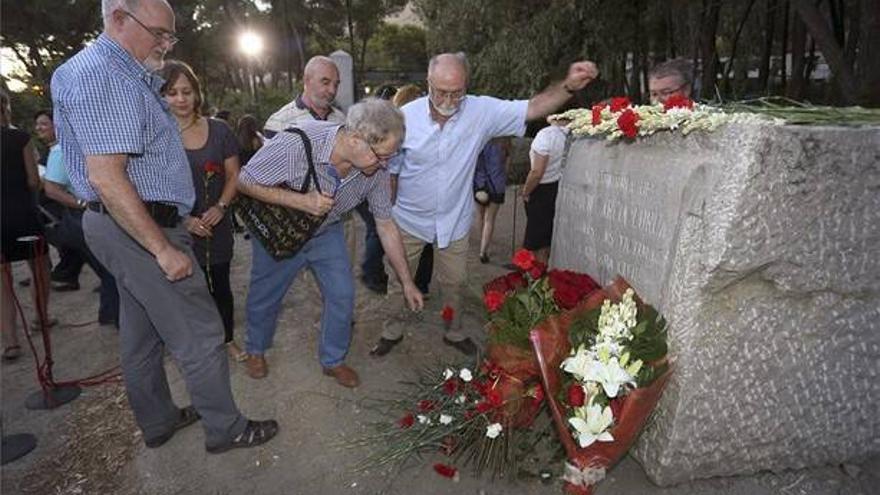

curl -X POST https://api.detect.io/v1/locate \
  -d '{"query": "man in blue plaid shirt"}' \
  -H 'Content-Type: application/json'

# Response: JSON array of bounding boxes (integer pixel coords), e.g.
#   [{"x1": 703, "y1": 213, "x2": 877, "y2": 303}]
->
[{"x1": 51, "y1": 0, "x2": 276, "y2": 453}]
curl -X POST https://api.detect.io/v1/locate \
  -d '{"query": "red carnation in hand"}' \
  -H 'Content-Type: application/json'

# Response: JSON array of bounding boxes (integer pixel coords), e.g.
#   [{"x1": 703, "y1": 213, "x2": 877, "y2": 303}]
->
[
  {"x1": 398, "y1": 413, "x2": 415, "y2": 429},
  {"x1": 433, "y1": 463, "x2": 458, "y2": 479},
  {"x1": 512, "y1": 249, "x2": 536, "y2": 271},
  {"x1": 441, "y1": 305, "x2": 454, "y2": 324},
  {"x1": 567, "y1": 383, "x2": 586, "y2": 407},
  {"x1": 484, "y1": 290, "x2": 506, "y2": 313},
  {"x1": 204, "y1": 161, "x2": 223, "y2": 175},
  {"x1": 663, "y1": 94, "x2": 694, "y2": 111},
  {"x1": 591, "y1": 104, "x2": 606, "y2": 125},
  {"x1": 610, "y1": 96, "x2": 631, "y2": 112},
  {"x1": 617, "y1": 109, "x2": 640, "y2": 139}
]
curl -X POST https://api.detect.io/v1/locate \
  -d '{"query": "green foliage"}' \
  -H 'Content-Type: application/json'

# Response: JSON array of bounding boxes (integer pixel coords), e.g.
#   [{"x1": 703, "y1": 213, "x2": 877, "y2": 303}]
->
[
  {"x1": 365, "y1": 23, "x2": 428, "y2": 70},
  {"x1": 488, "y1": 278, "x2": 559, "y2": 349}
]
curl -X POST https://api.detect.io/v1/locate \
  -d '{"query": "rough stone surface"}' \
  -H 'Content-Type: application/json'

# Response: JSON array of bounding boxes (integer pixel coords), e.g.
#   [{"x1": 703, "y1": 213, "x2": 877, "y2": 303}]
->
[{"x1": 551, "y1": 123, "x2": 880, "y2": 486}]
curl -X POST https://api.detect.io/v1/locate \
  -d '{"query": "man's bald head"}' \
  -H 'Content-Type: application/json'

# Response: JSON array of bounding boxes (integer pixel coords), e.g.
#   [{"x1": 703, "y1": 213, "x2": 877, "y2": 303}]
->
[{"x1": 427, "y1": 53, "x2": 469, "y2": 87}]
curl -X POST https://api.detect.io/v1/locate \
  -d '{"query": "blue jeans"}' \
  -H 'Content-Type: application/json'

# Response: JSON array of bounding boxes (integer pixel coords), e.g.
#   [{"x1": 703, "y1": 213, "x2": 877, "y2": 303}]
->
[
  {"x1": 354, "y1": 201, "x2": 387, "y2": 284},
  {"x1": 245, "y1": 223, "x2": 354, "y2": 368}
]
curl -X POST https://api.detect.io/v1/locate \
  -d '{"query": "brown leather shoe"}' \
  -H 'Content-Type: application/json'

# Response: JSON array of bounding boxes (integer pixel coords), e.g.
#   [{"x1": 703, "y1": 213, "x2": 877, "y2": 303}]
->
[
  {"x1": 322, "y1": 364, "x2": 360, "y2": 388},
  {"x1": 246, "y1": 354, "x2": 268, "y2": 379}
]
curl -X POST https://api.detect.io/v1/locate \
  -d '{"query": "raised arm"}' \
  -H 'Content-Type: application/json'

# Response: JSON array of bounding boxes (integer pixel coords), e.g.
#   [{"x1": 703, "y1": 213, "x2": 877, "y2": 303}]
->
[{"x1": 526, "y1": 61, "x2": 599, "y2": 121}]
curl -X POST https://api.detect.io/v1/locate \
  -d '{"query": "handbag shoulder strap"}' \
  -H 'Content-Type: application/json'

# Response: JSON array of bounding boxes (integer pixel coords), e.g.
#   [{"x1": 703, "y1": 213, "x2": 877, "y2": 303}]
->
[{"x1": 283, "y1": 127, "x2": 322, "y2": 194}]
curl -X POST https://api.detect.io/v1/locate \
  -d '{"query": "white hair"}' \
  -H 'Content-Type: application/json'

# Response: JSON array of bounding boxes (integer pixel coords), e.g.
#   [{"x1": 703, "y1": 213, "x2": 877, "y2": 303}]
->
[
  {"x1": 304, "y1": 56, "x2": 339, "y2": 80},
  {"x1": 345, "y1": 98, "x2": 405, "y2": 145},
  {"x1": 102, "y1": 0, "x2": 139, "y2": 21}
]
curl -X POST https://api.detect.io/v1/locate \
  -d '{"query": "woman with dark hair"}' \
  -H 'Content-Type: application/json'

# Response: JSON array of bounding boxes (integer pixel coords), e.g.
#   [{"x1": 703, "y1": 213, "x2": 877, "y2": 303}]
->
[
  {"x1": 159, "y1": 60, "x2": 245, "y2": 362},
  {"x1": 1, "y1": 91, "x2": 52, "y2": 360},
  {"x1": 235, "y1": 114, "x2": 263, "y2": 166}
]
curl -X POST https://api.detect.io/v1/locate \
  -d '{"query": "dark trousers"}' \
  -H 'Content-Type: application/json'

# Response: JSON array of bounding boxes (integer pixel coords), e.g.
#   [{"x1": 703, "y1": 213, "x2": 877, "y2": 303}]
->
[
  {"x1": 200, "y1": 262, "x2": 234, "y2": 343},
  {"x1": 354, "y1": 201, "x2": 387, "y2": 284},
  {"x1": 83, "y1": 211, "x2": 246, "y2": 446},
  {"x1": 414, "y1": 243, "x2": 433, "y2": 294}
]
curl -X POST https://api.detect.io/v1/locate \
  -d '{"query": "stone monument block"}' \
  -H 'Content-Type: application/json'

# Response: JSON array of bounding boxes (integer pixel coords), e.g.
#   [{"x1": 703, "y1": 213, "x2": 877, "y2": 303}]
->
[{"x1": 551, "y1": 123, "x2": 880, "y2": 485}]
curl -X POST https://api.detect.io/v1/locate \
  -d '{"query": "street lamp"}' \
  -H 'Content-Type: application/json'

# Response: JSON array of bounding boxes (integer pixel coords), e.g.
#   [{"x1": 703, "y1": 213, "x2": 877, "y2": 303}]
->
[{"x1": 238, "y1": 31, "x2": 264, "y2": 106}]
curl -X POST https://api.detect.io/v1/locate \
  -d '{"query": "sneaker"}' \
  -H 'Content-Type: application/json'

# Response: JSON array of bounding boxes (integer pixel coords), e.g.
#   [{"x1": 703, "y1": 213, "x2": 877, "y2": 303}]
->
[
  {"x1": 144, "y1": 406, "x2": 201, "y2": 448},
  {"x1": 206, "y1": 419, "x2": 279, "y2": 454}
]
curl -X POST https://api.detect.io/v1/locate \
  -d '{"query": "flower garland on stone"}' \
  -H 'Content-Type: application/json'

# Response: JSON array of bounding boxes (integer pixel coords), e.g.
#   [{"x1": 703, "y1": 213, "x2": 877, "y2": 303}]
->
[{"x1": 551, "y1": 95, "x2": 771, "y2": 141}]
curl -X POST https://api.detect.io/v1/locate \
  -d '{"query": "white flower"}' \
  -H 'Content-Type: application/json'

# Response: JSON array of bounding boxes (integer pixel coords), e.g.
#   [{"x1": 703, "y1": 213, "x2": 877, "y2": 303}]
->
[
  {"x1": 583, "y1": 357, "x2": 635, "y2": 398},
  {"x1": 568, "y1": 404, "x2": 614, "y2": 448},
  {"x1": 439, "y1": 414, "x2": 453, "y2": 425},
  {"x1": 485, "y1": 423, "x2": 503, "y2": 439},
  {"x1": 456, "y1": 395, "x2": 467, "y2": 404},
  {"x1": 561, "y1": 346, "x2": 592, "y2": 381},
  {"x1": 443, "y1": 368, "x2": 454, "y2": 381},
  {"x1": 459, "y1": 368, "x2": 473, "y2": 382},
  {"x1": 417, "y1": 414, "x2": 431, "y2": 425}
]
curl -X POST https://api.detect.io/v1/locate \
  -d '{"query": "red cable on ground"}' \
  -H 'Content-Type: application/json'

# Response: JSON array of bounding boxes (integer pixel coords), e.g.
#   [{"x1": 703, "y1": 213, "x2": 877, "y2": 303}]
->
[{"x1": 2, "y1": 236, "x2": 122, "y2": 402}]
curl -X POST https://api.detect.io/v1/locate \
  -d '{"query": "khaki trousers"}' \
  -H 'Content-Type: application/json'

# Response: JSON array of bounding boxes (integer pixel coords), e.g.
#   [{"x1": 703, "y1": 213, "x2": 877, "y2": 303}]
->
[{"x1": 381, "y1": 229, "x2": 468, "y2": 342}]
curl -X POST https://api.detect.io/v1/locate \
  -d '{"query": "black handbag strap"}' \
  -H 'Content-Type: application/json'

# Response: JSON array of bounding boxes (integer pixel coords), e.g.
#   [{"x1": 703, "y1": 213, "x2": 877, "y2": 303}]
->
[{"x1": 283, "y1": 127, "x2": 322, "y2": 195}]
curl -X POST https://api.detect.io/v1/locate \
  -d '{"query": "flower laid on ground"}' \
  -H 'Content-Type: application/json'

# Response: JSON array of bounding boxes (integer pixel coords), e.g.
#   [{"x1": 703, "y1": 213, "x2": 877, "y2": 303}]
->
[
  {"x1": 441, "y1": 305, "x2": 455, "y2": 327},
  {"x1": 550, "y1": 96, "x2": 769, "y2": 141},
  {"x1": 485, "y1": 423, "x2": 503, "y2": 438}
]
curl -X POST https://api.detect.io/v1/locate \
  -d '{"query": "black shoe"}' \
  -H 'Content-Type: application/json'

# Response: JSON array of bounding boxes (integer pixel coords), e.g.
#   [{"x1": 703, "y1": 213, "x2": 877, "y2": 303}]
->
[
  {"x1": 52, "y1": 282, "x2": 80, "y2": 292},
  {"x1": 361, "y1": 276, "x2": 388, "y2": 295},
  {"x1": 479, "y1": 254, "x2": 489, "y2": 264},
  {"x1": 206, "y1": 419, "x2": 279, "y2": 454},
  {"x1": 443, "y1": 337, "x2": 478, "y2": 356},
  {"x1": 144, "y1": 406, "x2": 201, "y2": 448},
  {"x1": 369, "y1": 336, "x2": 403, "y2": 357}
]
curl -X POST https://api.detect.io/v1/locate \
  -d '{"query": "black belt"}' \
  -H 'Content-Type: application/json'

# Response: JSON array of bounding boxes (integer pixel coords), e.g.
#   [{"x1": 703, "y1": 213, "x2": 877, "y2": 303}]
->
[{"x1": 87, "y1": 201, "x2": 180, "y2": 228}]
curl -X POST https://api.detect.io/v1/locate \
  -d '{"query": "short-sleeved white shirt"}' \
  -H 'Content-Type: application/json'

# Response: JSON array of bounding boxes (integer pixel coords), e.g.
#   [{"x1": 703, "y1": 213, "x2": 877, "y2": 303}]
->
[{"x1": 529, "y1": 125, "x2": 568, "y2": 184}]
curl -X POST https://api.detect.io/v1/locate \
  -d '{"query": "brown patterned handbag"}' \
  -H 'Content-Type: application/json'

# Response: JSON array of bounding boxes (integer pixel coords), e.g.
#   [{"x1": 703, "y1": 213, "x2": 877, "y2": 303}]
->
[{"x1": 234, "y1": 127, "x2": 327, "y2": 260}]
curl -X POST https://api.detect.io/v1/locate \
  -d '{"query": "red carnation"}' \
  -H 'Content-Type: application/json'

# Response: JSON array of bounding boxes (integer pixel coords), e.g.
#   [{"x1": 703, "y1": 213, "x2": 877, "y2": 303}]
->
[
  {"x1": 485, "y1": 388, "x2": 503, "y2": 407},
  {"x1": 483, "y1": 290, "x2": 506, "y2": 313},
  {"x1": 441, "y1": 305, "x2": 454, "y2": 323},
  {"x1": 567, "y1": 383, "x2": 586, "y2": 407},
  {"x1": 554, "y1": 285, "x2": 581, "y2": 310},
  {"x1": 591, "y1": 104, "x2": 606, "y2": 125},
  {"x1": 610, "y1": 96, "x2": 631, "y2": 112},
  {"x1": 204, "y1": 161, "x2": 223, "y2": 175},
  {"x1": 418, "y1": 399, "x2": 436, "y2": 412},
  {"x1": 512, "y1": 248, "x2": 536, "y2": 271},
  {"x1": 443, "y1": 378, "x2": 458, "y2": 396},
  {"x1": 433, "y1": 463, "x2": 458, "y2": 479},
  {"x1": 505, "y1": 271, "x2": 526, "y2": 291},
  {"x1": 476, "y1": 401, "x2": 492, "y2": 414},
  {"x1": 398, "y1": 413, "x2": 415, "y2": 429},
  {"x1": 663, "y1": 94, "x2": 694, "y2": 111},
  {"x1": 617, "y1": 109, "x2": 640, "y2": 139}
]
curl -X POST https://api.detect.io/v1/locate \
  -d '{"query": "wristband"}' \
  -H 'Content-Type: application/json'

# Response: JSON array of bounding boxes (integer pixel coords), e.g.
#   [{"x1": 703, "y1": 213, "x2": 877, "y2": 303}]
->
[{"x1": 217, "y1": 201, "x2": 228, "y2": 211}]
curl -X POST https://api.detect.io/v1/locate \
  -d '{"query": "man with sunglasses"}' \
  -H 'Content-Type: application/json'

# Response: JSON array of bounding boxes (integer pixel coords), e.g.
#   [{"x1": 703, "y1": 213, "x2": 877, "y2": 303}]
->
[
  {"x1": 51, "y1": 0, "x2": 277, "y2": 453},
  {"x1": 371, "y1": 52, "x2": 599, "y2": 358},
  {"x1": 648, "y1": 58, "x2": 694, "y2": 104}
]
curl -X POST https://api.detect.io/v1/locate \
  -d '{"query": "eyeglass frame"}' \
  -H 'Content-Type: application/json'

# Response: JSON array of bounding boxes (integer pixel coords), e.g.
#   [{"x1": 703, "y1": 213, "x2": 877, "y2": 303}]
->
[
  {"x1": 367, "y1": 141, "x2": 399, "y2": 163},
  {"x1": 649, "y1": 81, "x2": 688, "y2": 101},
  {"x1": 427, "y1": 82, "x2": 466, "y2": 103},
  {"x1": 123, "y1": 10, "x2": 179, "y2": 47}
]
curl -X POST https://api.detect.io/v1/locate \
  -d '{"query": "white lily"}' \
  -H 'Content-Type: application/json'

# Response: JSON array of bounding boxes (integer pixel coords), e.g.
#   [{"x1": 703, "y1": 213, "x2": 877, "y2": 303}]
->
[
  {"x1": 561, "y1": 346, "x2": 592, "y2": 381},
  {"x1": 486, "y1": 422, "x2": 503, "y2": 439},
  {"x1": 582, "y1": 357, "x2": 634, "y2": 398},
  {"x1": 568, "y1": 404, "x2": 614, "y2": 448}
]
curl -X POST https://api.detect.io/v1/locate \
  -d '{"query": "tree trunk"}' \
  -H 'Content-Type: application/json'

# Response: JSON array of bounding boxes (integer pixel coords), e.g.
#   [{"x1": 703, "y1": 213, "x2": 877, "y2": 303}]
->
[
  {"x1": 787, "y1": 13, "x2": 808, "y2": 99},
  {"x1": 699, "y1": 0, "x2": 722, "y2": 101},
  {"x1": 791, "y1": 0, "x2": 857, "y2": 103},
  {"x1": 856, "y1": 0, "x2": 880, "y2": 105},
  {"x1": 780, "y1": 0, "x2": 790, "y2": 90},
  {"x1": 758, "y1": 0, "x2": 778, "y2": 94},
  {"x1": 722, "y1": 0, "x2": 758, "y2": 95}
]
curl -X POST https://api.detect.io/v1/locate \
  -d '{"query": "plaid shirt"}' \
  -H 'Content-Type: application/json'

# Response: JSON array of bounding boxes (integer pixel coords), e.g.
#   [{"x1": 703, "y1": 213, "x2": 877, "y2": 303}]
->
[
  {"x1": 239, "y1": 120, "x2": 392, "y2": 232},
  {"x1": 51, "y1": 34, "x2": 195, "y2": 214}
]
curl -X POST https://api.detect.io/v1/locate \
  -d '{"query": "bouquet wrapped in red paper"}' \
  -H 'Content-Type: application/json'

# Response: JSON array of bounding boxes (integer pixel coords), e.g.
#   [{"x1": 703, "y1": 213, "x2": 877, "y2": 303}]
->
[{"x1": 530, "y1": 277, "x2": 671, "y2": 494}]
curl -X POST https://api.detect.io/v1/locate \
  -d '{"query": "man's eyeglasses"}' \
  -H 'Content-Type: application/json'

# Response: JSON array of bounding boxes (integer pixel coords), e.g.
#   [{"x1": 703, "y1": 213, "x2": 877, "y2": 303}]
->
[
  {"x1": 649, "y1": 82, "x2": 687, "y2": 100},
  {"x1": 123, "y1": 10, "x2": 179, "y2": 47},
  {"x1": 428, "y1": 83, "x2": 465, "y2": 102},
  {"x1": 368, "y1": 143, "x2": 399, "y2": 163}
]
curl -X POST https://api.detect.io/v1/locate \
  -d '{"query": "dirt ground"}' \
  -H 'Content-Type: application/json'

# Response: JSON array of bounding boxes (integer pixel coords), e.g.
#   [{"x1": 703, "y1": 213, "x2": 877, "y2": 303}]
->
[{"x1": 2, "y1": 188, "x2": 877, "y2": 495}]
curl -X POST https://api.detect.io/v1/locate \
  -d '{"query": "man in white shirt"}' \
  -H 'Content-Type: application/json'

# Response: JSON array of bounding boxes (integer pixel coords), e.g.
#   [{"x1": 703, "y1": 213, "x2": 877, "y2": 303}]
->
[{"x1": 371, "y1": 52, "x2": 599, "y2": 357}]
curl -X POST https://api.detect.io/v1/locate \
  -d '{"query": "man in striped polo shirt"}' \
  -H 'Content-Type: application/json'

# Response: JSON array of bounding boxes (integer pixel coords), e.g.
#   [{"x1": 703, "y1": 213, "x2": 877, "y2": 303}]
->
[
  {"x1": 238, "y1": 98, "x2": 423, "y2": 386},
  {"x1": 51, "y1": 0, "x2": 277, "y2": 453}
]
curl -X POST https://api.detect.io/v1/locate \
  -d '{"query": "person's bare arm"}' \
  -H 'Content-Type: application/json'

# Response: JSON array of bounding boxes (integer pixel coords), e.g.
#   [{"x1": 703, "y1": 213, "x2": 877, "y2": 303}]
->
[
  {"x1": 201, "y1": 154, "x2": 241, "y2": 227},
  {"x1": 237, "y1": 180, "x2": 334, "y2": 216},
  {"x1": 86, "y1": 153, "x2": 192, "y2": 281},
  {"x1": 44, "y1": 180, "x2": 82, "y2": 209},
  {"x1": 23, "y1": 140, "x2": 40, "y2": 192},
  {"x1": 526, "y1": 61, "x2": 599, "y2": 121},
  {"x1": 375, "y1": 218, "x2": 424, "y2": 311},
  {"x1": 521, "y1": 152, "x2": 549, "y2": 200}
]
